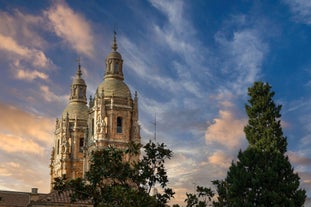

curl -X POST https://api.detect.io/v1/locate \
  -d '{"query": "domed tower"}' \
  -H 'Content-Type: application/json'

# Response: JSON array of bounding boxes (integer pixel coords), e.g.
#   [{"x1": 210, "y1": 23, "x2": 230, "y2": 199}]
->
[
  {"x1": 50, "y1": 63, "x2": 88, "y2": 187},
  {"x1": 84, "y1": 33, "x2": 141, "y2": 172}
]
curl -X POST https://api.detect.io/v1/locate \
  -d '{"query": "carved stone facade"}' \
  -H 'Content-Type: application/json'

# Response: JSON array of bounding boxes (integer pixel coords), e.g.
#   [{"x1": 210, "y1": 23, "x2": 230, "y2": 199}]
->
[{"x1": 50, "y1": 34, "x2": 141, "y2": 188}]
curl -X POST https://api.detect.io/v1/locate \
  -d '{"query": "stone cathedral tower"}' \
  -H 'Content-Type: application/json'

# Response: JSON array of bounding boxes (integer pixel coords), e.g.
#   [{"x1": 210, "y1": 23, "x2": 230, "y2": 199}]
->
[{"x1": 50, "y1": 33, "x2": 141, "y2": 188}]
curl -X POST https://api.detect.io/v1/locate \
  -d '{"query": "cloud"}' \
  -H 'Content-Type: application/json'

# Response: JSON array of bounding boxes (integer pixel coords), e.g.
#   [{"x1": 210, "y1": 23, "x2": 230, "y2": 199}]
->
[
  {"x1": 288, "y1": 151, "x2": 311, "y2": 168},
  {"x1": 215, "y1": 29, "x2": 267, "y2": 95},
  {"x1": 0, "y1": 134, "x2": 43, "y2": 154},
  {"x1": 284, "y1": 0, "x2": 311, "y2": 24},
  {"x1": 0, "y1": 102, "x2": 53, "y2": 192},
  {"x1": 208, "y1": 151, "x2": 233, "y2": 169},
  {"x1": 0, "y1": 34, "x2": 51, "y2": 70},
  {"x1": 16, "y1": 69, "x2": 49, "y2": 81},
  {"x1": 0, "y1": 102, "x2": 54, "y2": 145},
  {"x1": 166, "y1": 152, "x2": 202, "y2": 205},
  {"x1": 166, "y1": 153, "x2": 198, "y2": 185},
  {"x1": 0, "y1": 10, "x2": 53, "y2": 82},
  {"x1": 0, "y1": 34, "x2": 30, "y2": 56},
  {"x1": 150, "y1": 0, "x2": 185, "y2": 33},
  {"x1": 45, "y1": 1, "x2": 95, "y2": 57},
  {"x1": 0, "y1": 156, "x2": 50, "y2": 193},
  {"x1": 39, "y1": 85, "x2": 68, "y2": 103},
  {"x1": 144, "y1": 0, "x2": 209, "y2": 97},
  {"x1": 205, "y1": 105, "x2": 246, "y2": 150},
  {"x1": 0, "y1": 9, "x2": 47, "y2": 48}
]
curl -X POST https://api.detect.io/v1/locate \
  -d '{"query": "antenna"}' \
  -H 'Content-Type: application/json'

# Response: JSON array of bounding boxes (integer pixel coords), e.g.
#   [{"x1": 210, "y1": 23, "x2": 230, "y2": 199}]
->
[{"x1": 153, "y1": 113, "x2": 157, "y2": 142}]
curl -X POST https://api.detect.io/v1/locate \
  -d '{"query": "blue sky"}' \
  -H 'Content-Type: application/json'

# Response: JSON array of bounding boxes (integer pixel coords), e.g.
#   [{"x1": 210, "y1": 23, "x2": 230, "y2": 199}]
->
[{"x1": 1, "y1": 0, "x2": 311, "y2": 205}]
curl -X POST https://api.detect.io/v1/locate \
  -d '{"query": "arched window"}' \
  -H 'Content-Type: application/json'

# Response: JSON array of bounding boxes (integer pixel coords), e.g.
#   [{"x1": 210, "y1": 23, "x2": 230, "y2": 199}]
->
[
  {"x1": 78, "y1": 86, "x2": 83, "y2": 98},
  {"x1": 117, "y1": 117, "x2": 122, "y2": 133},
  {"x1": 114, "y1": 62, "x2": 119, "y2": 73}
]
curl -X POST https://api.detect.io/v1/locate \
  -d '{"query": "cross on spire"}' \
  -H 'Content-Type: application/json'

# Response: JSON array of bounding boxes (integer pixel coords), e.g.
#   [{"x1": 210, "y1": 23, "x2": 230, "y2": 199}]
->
[
  {"x1": 112, "y1": 30, "x2": 118, "y2": 51},
  {"x1": 76, "y1": 57, "x2": 82, "y2": 78}
]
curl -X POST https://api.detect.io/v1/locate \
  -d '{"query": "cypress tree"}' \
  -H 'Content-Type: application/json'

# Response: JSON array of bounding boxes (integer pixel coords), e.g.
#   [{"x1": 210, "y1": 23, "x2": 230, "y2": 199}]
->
[{"x1": 213, "y1": 82, "x2": 306, "y2": 207}]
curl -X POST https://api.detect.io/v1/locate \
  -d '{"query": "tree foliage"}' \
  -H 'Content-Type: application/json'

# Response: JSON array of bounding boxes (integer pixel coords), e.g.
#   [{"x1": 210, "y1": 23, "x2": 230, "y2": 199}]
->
[
  {"x1": 185, "y1": 186, "x2": 214, "y2": 207},
  {"x1": 244, "y1": 82, "x2": 287, "y2": 153},
  {"x1": 53, "y1": 141, "x2": 174, "y2": 207},
  {"x1": 213, "y1": 81, "x2": 306, "y2": 206}
]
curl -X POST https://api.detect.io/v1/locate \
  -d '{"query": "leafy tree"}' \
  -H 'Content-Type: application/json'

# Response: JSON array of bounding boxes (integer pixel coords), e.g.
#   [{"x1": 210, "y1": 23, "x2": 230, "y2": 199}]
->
[
  {"x1": 185, "y1": 186, "x2": 214, "y2": 207},
  {"x1": 53, "y1": 141, "x2": 174, "y2": 207},
  {"x1": 213, "y1": 82, "x2": 306, "y2": 206}
]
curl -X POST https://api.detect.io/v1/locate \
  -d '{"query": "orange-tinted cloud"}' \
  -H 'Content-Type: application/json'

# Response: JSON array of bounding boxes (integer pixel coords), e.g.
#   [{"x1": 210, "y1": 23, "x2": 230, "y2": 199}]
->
[
  {"x1": 0, "y1": 102, "x2": 54, "y2": 145},
  {"x1": 16, "y1": 69, "x2": 49, "y2": 81},
  {"x1": 39, "y1": 85, "x2": 68, "y2": 103},
  {"x1": 0, "y1": 134, "x2": 43, "y2": 154},
  {"x1": 45, "y1": 1, "x2": 94, "y2": 57},
  {"x1": 205, "y1": 108, "x2": 246, "y2": 149},
  {"x1": 0, "y1": 8, "x2": 56, "y2": 83},
  {"x1": 288, "y1": 151, "x2": 311, "y2": 167},
  {"x1": 0, "y1": 34, "x2": 51, "y2": 70},
  {"x1": 0, "y1": 102, "x2": 53, "y2": 193},
  {"x1": 208, "y1": 150, "x2": 233, "y2": 169}
]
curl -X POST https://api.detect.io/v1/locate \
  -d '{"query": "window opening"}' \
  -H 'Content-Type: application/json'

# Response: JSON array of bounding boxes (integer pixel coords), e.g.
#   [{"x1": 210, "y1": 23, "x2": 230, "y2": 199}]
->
[
  {"x1": 57, "y1": 139, "x2": 60, "y2": 154},
  {"x1": 117, "y1": 117, "x2": 122, "y2": 133},
  {"x1": 79, "y1": 138, "x2": 84, "y2": 152},
  {"x1": 92, "y1": 118, "x2": 94, "y2": 135},
  {"x1": 114, "y1": 62, "x2": 119, "y2": 73}
]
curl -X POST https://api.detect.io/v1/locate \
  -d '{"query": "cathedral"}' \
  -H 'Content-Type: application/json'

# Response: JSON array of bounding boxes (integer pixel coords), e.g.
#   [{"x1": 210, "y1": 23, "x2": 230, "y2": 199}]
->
[{"x1": 49, "y1": 33, "x2": 141, "y2": 187}]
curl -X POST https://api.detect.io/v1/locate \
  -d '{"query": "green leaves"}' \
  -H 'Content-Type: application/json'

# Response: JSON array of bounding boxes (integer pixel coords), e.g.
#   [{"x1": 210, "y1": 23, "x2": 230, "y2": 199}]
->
[
  {"x1": 185, "y1": 186, "x2": 215, "y2": 207},
  {"x1": 53, "y1": 141, "x2": 174, "y2": 207}
]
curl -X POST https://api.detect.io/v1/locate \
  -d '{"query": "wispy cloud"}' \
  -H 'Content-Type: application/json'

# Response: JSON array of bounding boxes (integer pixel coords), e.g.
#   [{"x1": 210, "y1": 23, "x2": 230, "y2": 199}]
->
[
  {"x1": 39, "y1": 85, "x2": 68, "y2": 103},
  {"x1": 13, "y1": 60, "x2": 50, "y2": 81},
  {"x1": 0, "y1": 134, "x2": 43, "y2": 154},
  {"x1": 45, "y1": 1, "x2": 95, "y2": 57},
  {"x1": 284, "y1": 0, "x2": 311, "y2": 24},
  {"x1": 150, "y1": 0, "x2": 210, "y2": 93},
  {"x1": 0, "y1": 34, "x2": 52, "y2": 70},
  {"x1": 0, "y1": 10, "x2": 53, "y2": 82},
  {"x1": 215, "y1": 28, "x2": 268, "y2": 95},
  {"x1": 0, "y1": 9, "x2": 47, "y2": 48}
]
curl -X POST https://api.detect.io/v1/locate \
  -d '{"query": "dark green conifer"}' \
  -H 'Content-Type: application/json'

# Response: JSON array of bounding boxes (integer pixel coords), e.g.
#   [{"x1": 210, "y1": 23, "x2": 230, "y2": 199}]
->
[{"x1": 214, "y1": 82, "x2": 306, "y2": 207}]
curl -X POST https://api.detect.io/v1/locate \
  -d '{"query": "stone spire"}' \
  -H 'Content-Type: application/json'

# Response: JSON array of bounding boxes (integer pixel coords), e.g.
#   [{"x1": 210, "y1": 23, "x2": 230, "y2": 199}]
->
[
  {"x1": 104, "y1": 32, "x2": 124, "y2": 80},
  {"x1": 62, "y1": 61, "x2": 89, "y2": 120},
  {"x1": 69, "y1": 62, "x2": 87, "y2": 103}
]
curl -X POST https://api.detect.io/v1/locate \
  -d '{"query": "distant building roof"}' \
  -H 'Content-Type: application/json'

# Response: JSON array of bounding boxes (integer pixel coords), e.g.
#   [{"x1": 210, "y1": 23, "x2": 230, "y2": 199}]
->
[
  {"x1": 28, "y1": 191, "x2": 93, "y2": 207},
  {"x1": 0, "y1": 189, "x2": 46, "y2": 207},
  {"x1": 0, "y1": 189, "x2": 92, "y2": 207},
  {"x1": 31, "y1": 190, "x2": 92, "y2": 205}
]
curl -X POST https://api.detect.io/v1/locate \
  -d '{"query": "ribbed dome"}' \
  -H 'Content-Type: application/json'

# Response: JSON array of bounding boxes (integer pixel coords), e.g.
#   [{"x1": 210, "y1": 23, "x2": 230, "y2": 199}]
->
[
  {"x1": 97, "y1": 77, "x2": 131, "y2": 98},
  {"x1": 62, "y1": 102, "x2": 89, "y2": 120},
  {"x1": 72, "y1": 77, "x2": 86, "y2": 85},
  {"x1": 72, "y1": 65, "x2": 86, "y2": 85},
  {"x1": 107, "y1": 50, "x2": 122, "y2": 59}
]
